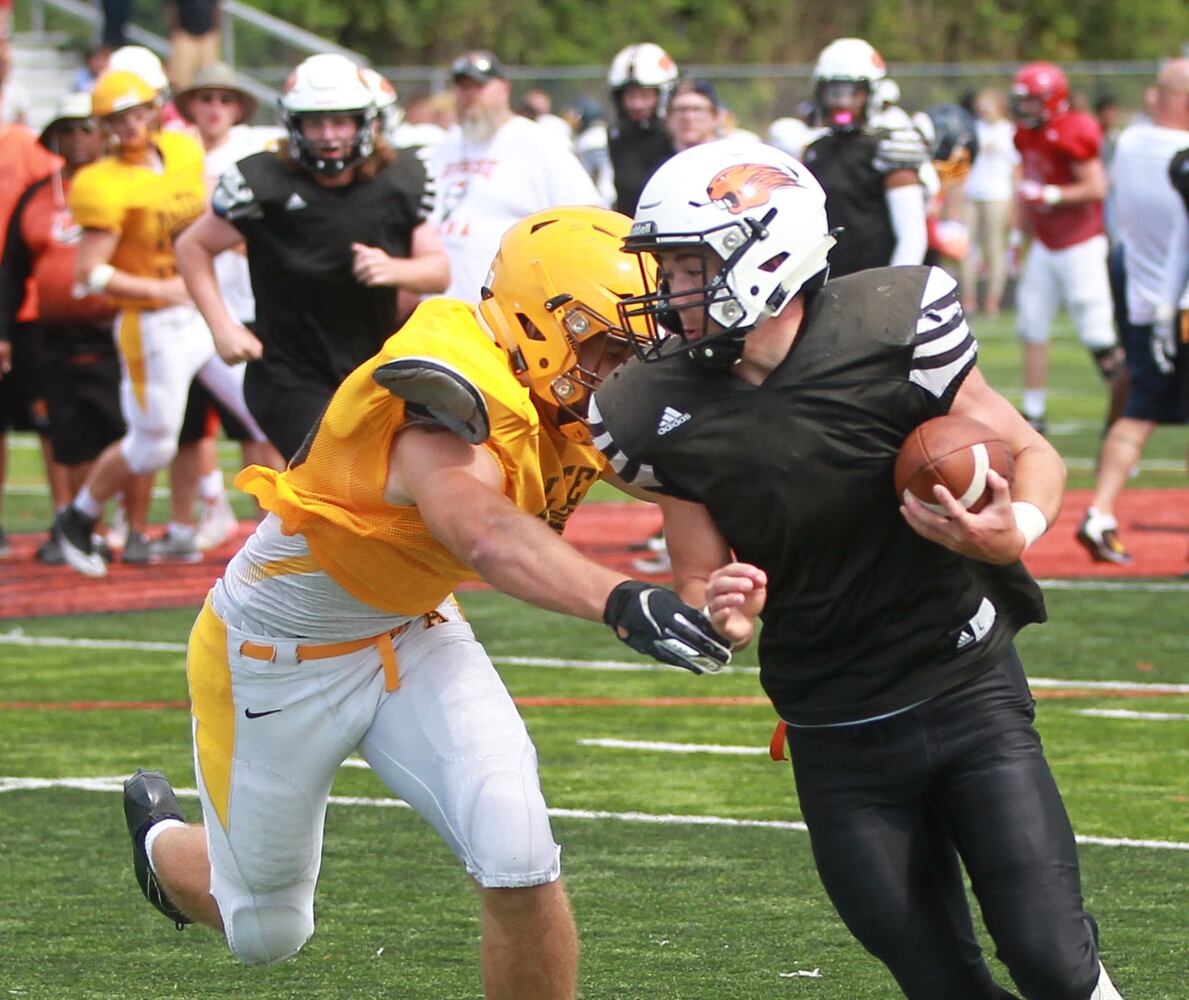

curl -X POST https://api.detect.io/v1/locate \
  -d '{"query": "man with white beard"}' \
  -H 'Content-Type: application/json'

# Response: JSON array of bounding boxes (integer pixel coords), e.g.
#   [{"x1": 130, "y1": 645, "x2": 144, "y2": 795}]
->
[{"x1": 430, "y1": 50, "x2": 601, "y2": 301}]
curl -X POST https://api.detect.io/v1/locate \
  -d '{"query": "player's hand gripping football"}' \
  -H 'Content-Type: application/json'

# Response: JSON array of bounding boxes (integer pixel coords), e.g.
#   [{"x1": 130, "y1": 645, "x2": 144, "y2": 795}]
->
[
  {"x1": 901, "y1": 468, "x2": 1025, "y2": 565},
  {"x1": 603, "y1": 581, "x2": 732, "y2": 674}
]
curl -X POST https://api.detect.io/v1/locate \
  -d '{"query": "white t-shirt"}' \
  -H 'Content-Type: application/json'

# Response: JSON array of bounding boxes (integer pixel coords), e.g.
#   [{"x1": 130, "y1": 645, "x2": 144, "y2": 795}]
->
[
  {"x1": 204, "y1": 124, "x2": 284, "y2": 322},
  {"x1": 1111, "y1": 122, "x2": 1189, "y2": 324},
  {"x1": 430, "y1": 115, "x2": 601, "y2": 302},
  {"x1": 965, "y1": 119, "x2": 1018, "y2": 203}
]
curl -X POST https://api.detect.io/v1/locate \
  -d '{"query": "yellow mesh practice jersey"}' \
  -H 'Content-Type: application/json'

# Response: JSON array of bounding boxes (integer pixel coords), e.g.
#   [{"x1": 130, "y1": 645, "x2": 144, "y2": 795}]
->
[
  {"x1": 69, "y1": 130, "x2": 206, "y2": 309},
  {"x1": 237, "y1": 299, "x2": 610, "y2": 614}
]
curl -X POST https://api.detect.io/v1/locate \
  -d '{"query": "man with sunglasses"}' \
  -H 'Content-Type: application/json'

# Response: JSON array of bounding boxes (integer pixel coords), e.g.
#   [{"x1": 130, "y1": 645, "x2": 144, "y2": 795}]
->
[
  {"x1": 431, "y1": 49, "x2": 600, "y2": 301},
  {"x1": 0, "y1": 93, "x2": 121, "y2": 563}
]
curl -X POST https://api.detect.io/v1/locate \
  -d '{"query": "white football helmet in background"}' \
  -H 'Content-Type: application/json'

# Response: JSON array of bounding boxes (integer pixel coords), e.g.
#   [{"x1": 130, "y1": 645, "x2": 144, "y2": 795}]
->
[
  {"x1": 619, "y1": 139, "x2": 835, "y2": 368},
  {"x1": 360, "y1": 66, "x2": 403, "y2": 143},
  {"x1": 108, "y1": 45, "x2": 169, "y2": 100},
  {"x1": 607, "y1": 43, "x2": 679, "y2": 92},
  {"x1": 812, "y1": 38, "x2": 887, "y2": 85},
  {"x1": 813, "y1": 37, "x2": 887, "y2": 132},
  {"x1": 279, "y1": 53, "x2": 377, "y2": 175}
]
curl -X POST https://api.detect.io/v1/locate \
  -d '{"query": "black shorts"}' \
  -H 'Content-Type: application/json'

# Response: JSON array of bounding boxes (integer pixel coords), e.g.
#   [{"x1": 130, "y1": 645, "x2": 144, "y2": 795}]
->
[
  {"x1": 1121, "y1": 317, "x2": 1185, "y2": 424},
  {"x1": 244, "y1": 360, "x2": 336, "y2": 463},
  {"x1": 40, "y1": 322, "x2": 125, "y2": 465},
  {"x1": 178, "y1": 377, "x2": 253, "y2": 445},
  {"x1": 0, "y1": 323, "x2": 51, "y2": 434}
]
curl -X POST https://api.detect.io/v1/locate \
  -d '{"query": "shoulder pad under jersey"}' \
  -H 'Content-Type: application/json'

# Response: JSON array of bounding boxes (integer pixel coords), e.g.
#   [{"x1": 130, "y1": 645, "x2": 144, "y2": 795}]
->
[
  {"x1": 211, "y1": 161, "x2": 264, "y2": 223},
  {"x1": 873, "y1": 126, "x2": 929, "y2": 174},
  {"x1": 373, "y1": 357, "x2": 491, "y2": 444}
]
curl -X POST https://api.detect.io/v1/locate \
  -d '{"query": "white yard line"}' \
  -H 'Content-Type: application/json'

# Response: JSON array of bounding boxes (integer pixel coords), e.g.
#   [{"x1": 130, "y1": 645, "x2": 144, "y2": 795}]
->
[
  {"x1": 578, "y1": 738, "x2": 769, "y2": 755},
  {"x1": 0, "y1": 775, "x2": 1184, "y2": 852},
  {"x1": 1076, "y1": 709, "x2": 1189, "y2": 721},
  {"x1": 1, "y1": 630, "x2": 1187, "y2": 693}
]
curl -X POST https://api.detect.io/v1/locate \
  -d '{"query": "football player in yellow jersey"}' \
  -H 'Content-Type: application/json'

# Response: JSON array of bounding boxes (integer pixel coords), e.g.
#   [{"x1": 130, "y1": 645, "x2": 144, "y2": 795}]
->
[
  {"x1": 51, "y1": 67, "x2": 265, "y2": 576},
  {"x1": 120, "y1": 207, "x2": 732, "y2": 1000}
]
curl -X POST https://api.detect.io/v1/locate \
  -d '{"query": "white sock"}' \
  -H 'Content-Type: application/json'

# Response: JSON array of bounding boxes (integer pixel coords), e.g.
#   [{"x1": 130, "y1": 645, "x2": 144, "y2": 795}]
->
[
  {"x1": 1090, "y1": 961, "x2": 1124, "y2": 1000},
  {"x1": 143, "y1": 817, "x2": 186, "y2": 876},
  {"x1": 1086, "y1": 507, "x2": 1118, "y2": 531},
  {"x1": 1022, "y1": 389, "x2": 1047, "y2": 419},
  {"x1": 199, "y1": 470, "x2": 226, "y2": 502},
  {"x1": 74, "y1": 487, "x2": 102, "y2": 520}
]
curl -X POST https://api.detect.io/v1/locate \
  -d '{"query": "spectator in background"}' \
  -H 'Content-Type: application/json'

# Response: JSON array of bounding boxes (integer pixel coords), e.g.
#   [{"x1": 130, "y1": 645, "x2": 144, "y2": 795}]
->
[
  {"x1": 176, "y1": 53, "x2": 447, "y2": 461},
  {"x1": 72, "y1": 44, "x2": 112, "y2": 93},
  {"x1": 961, "y1": 88, "x2": 1017, "y2": 317},
  {"x1": 568, "y1": 97, "x2": 614, "y2": 206},
  {"x1": 167, "y1": 0, "x2": 220, "y2": 90},
  {"x1": 516, "y1": 86, "x2": 573, "y2": 147},
  {"x1": 0, "y1": 93, "x2": 121, "y2": 565},
  {"x1": 168, "y1": 62, "x2": 284, "y2": 555},
  {"x1": 666, "y1": 78, "x2": 723, "y2": 152},
  {"x1": 1077, "y1": 59, "x2": 1189, "y2": 565},
  {"x1": 390, "y1": 92, "x2": 448, "y2": 149},
  {"x1": 802, "y1": 37, "x2": 928, "y2": 278},
  {"x1": 101, "y1": 0, "x2": 133, "y2": 49},
  {"x1": 606, "y1": 42, "x2": 677, "y2": 215},
  {"x1": 0, "y1": 69, "x2": 61, "y2": 557},
  {"x1": 1011, "y1": 61, "x2": 1126, "y2": 436},
  {"x1": 431, "y1": 49, "x2": 598, "y2": 302}
]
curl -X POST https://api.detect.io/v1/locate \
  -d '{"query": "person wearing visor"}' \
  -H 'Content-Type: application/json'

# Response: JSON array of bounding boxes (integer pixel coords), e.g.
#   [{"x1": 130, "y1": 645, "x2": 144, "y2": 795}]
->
[
  {"x1": 176, "y1": 52, "x2": 448, "y2": 461},
  {"x1": 51, "y1": 67, "x2": 263, "y2": 577},
  {"x1": 592, "y1": 138, "x2": 1125, "y2": 1000},
  {"x1": 119, "y1": 207, "x2": 730, "y2": 1000},
  {"x1": 431, "y1": 49, "x2": 600, "y2": 302},
  {"x1": 802, "y1": 37, "x2": 929, "y2": 277}
]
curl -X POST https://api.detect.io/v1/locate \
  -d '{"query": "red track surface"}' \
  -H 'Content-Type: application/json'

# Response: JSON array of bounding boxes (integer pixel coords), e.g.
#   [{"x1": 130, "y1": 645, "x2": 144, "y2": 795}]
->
[{"x1": 1, "y1": 490, "x2": 1185, "y2": 620}]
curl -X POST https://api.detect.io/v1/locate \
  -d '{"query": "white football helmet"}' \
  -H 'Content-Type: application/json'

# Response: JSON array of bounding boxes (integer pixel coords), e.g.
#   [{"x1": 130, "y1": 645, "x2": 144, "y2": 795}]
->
[
  {"x1": 360, "y1": 66, "x2": 403, "y2": 141},
  {"x1": 279, "y1": 53, "x2": 377, "y2": 175},
  {"x1": 108, "y1": 45, "x2": 169, "y2": 98},
  {"x1": 619, "y1": 139, "x2": 836, "y2": 369},
  {"x1": 813, "y1": 38, "x2": 887, "y2": 132},
  {"x1": 608, "y1": 43, "x2": 678, "y2": 93}
]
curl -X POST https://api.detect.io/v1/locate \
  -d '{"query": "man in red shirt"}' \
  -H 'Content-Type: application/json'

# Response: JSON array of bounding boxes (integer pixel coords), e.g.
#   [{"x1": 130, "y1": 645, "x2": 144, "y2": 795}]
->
[
  {"x1": 1011, "y1": 61, "x2": 1126, "y2": 434},
  {"x1": 0, "y1": 93, "x2": 123, "y2": 562}
]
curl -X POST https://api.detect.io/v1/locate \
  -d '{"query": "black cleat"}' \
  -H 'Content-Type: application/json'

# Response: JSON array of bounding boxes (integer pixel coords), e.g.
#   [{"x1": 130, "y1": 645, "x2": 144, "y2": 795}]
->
[
  {"x1": 1076, "y1": 511, "x2": 1133, "y2": 565},
  {"x1": 53, "y1": 506, "x2": 106, "y2": 577},
  {"x1": 123, "y1": 769, "x2": 192, "y2": 929}
]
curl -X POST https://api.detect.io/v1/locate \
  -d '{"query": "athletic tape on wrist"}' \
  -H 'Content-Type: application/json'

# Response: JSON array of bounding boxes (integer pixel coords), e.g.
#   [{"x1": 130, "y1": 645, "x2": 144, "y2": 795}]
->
[
  {"x1": 1011, "y1": 501, "x2": 1048, "y2": 549},
  {"x1": 1041, "y1": 185, "x2": 1062, "y2": 206},
  {"x1": 85, "y1": 263, "x2": 116, "y2": 295}
]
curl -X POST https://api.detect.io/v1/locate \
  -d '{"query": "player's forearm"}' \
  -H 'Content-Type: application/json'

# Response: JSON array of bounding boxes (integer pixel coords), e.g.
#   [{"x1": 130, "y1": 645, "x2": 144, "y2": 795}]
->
[
  {"x1": 176, "y1": 237, "x2": 239, "y2": 338},
  {"x1": 384, "y1": 251, "x2": 450, "y2": 293},
  {"x1": 1008, "y1": 437, "x2": 1066, "y2": 527}
]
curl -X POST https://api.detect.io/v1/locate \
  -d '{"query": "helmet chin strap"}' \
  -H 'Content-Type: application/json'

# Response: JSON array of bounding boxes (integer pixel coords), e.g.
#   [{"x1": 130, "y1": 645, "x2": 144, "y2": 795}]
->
[{"x1": 687, "y1": 328, "x2": 748, "y2": 371}]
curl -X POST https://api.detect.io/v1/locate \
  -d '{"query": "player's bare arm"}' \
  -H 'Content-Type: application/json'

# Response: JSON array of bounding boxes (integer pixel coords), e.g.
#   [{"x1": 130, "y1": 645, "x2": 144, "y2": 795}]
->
[
  {"x1": 76, "y1": 227, "x2": 191, "y2": 306},
  {"x1": 350, "y1": 220, "x2": 450, "y2": 292},
  {"x1": 391, "y1": 424, "x2": 633, "y2": 621},
  {"x1": 902, "y1": 366, "x2": 1065, "y2": 564},
  {"x1": 175, "y1": 210, "x2": 263, "y2": 363}
]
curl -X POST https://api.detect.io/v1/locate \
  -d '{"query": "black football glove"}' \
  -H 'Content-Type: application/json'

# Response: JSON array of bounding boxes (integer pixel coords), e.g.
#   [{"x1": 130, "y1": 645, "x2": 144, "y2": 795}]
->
[{"x1": 603, "y1": 580, "x2": 731, "y2": 674}]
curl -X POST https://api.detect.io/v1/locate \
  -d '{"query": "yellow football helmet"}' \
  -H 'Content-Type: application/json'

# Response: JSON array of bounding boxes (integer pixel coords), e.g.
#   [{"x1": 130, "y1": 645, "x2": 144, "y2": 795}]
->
[
  {"x1": 91, "y1": 69, "x2": 159, "y2": 117},
  {"x1": 478, "y1": 206, "x2": 656, "y2": 441}
]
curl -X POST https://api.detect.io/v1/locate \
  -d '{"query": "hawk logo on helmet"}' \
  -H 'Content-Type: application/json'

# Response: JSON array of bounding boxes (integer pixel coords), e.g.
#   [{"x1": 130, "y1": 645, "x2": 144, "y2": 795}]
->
[{"x1": 704, "y1": 164, "x2": 803, "y2": 215}]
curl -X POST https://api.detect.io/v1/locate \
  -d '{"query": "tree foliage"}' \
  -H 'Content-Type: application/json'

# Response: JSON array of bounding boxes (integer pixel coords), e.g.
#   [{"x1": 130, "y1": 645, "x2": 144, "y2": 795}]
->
[{"x1": 248, "y1": 0, "x2": 1188, "y2": 66}]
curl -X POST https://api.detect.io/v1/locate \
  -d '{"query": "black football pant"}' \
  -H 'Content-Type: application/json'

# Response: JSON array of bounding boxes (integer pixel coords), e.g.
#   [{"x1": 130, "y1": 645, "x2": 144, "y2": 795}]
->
[
  {"x1": 244, "y1": 362, "x2": 334, "y2": 463},
  {"x1": 786, "y1": 649, "x2": 1101, "y2": 1000}
]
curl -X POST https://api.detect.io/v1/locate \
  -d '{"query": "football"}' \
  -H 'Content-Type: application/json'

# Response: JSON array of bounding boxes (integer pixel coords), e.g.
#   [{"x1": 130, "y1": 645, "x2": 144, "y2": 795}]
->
[{"x1": 894, "y1": 415, "x2": 1014, "y2": 515}]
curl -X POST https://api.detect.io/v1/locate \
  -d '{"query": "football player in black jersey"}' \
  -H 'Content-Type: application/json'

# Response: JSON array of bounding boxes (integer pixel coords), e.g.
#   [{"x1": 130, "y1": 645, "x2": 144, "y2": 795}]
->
[
  {"x1": 606, "y1": 42, "x2": 678, "y2": 216},
  {"x1": 176, "y1": 53, "x2": 449, "y2": 460},
  {"x1": 801, "y1": 37, "x2": 929, "y2": 277},
  {"x1": 592, "y1": 140, "x2": 1125, "y2": 1000}
]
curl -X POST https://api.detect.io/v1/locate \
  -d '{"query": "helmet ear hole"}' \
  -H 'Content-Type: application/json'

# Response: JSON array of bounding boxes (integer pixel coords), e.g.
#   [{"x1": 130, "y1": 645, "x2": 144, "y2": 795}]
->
[
  {"x1": 517, "y1": 313, "x2": 547, "y2": 342},
  {"x1": 758, "y1": 252, "x2": 788, "y2": 274}
]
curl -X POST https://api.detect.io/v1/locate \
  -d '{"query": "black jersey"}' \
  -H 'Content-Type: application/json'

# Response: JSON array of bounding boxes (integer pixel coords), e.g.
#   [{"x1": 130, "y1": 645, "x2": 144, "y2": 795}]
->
[
  {"x1": 803, "y1": 125, "x2": 925, "y2": 277},
  {"x1": 608, "y1": 122, "x2": 674, "y2": 216},
  {"x1": 592, "y1": 266, "x2": 1044, "y2": 725},
  {"x1": 1170, "y1": 147, "x2": 1189, "y2": 215},
  {"x1": 212, "y1": 148, "x2": 436, "y2": 389}
]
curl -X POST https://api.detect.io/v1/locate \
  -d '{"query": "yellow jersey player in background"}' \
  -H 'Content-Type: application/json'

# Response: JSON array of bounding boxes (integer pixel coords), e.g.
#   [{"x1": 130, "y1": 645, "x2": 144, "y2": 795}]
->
[
  {"x1": 52, "y1": 67, "x2": 265, "y2": 575},
  {"x1": 120, "y1": 207, "x2": 731, "y2": 1000}
]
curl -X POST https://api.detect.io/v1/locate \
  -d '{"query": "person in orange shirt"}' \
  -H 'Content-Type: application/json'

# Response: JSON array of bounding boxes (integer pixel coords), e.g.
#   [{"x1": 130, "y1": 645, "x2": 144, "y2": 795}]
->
[
  {"x1": 118, "y1": 207, "x2": 731, "y2": 1000},
  {"x1": 0, "y1": 70, "x2": 61, "y2": 556},
  {"x1": 0, "y1": 93, "x2": 123, "y2": 563}
]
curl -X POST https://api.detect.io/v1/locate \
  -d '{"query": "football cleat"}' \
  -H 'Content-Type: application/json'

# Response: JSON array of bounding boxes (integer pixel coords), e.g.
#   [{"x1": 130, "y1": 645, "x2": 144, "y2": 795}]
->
[
  {"x1": 0, "y1": 526, "x2": 10, "y2": 558},
  {"x1": 121, "y1": 531, "x2": 151, "y2": 564},
  {"x1": 36, "y1": 530, "x2": 65, "y2": 565},
  {"x1": 53, "y1": 507, "x2": 107, "y2": 577},
  {"x1": 147, "y1": 528, "x2": 202, "y2": 564},
  {"x1": 1076, "y1": 509, "x2": 1133, "y2": 565},
  {"x1": 123, "y1": 769, "x2": 192, "y2": 929},
  {"x1": 194, "y1": 495, "x2": 238, "y2": 551},
  {"x1": 1020, "y1": 410, "x2": 1048, "y2": 436}
]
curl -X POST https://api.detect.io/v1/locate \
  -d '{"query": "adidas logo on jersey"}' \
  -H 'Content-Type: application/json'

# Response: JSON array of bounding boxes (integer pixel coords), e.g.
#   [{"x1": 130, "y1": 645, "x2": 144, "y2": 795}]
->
[
  {"x1": 657, "y1": 406, "x2": 691, "y2": 435},
  {"x1": 285, "y1": 192, "x2": 307, "y2": 211}
]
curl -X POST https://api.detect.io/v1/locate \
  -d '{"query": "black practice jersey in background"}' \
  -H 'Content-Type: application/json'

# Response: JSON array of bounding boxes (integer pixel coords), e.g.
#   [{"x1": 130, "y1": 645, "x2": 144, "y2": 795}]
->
[
  {"x1": 212, "y1": 148, "x2": 436, "y2": 391},
  {"x1": 803, "y1": 128, "x2": 906, "y2": 277},
  {"x1": 592, "y1": 266, "x2": 1044, "y2": 725},
  {"x1": 608, "y1": 123, "x2": 674, "y2": 217}
]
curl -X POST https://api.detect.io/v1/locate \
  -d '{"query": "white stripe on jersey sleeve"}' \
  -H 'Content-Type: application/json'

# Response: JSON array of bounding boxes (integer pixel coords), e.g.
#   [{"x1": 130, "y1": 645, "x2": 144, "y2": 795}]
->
[
  {"x1": 587, "y1": 396, "x2": 663, "y2": 490},
  {"x1": 909, "y1": 267, "x2": 977, "y2": 400}
]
